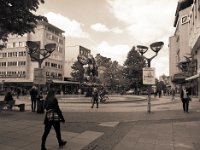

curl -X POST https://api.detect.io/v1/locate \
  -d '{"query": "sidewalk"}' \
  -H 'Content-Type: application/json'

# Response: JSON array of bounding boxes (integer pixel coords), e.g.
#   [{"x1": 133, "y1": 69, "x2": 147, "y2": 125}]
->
[{"x1": 0, "y1": 95, "x2": 200, "y2": 150}]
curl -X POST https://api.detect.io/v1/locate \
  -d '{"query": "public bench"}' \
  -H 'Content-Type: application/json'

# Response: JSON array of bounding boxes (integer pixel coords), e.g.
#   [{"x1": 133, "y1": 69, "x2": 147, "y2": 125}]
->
[
  {"x1": 13, "y1": 104, "x2": 25, "y2": 112},
  {"x1": 0, "y1": 100, "x2": 25, "y2": 112}
]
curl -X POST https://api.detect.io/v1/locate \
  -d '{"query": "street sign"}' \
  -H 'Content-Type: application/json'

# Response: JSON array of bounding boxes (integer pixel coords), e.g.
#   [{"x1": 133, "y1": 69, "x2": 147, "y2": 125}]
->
[
  {"x1": 33, "y1": 68, "x2": 46, "y2": 85},
  {"x1": 143, "y1": 67, "x2": 155, "y2": 85}
]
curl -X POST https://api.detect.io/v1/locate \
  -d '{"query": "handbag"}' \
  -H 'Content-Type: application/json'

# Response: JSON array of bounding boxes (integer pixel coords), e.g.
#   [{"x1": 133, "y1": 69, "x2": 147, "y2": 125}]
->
[{"x1": 46, "y1": 109, "x2": 60, "y2": 121}]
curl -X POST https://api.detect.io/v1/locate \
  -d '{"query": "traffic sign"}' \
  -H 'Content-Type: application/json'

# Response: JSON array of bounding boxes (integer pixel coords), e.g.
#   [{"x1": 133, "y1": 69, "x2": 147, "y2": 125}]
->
[{"x1": 143, "y1": 67, "x2": 155, "y2": 85}]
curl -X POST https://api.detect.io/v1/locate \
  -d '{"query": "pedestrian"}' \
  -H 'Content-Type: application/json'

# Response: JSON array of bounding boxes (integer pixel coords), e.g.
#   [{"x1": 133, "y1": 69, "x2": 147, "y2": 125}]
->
[
  {"x1": 29, "y1": 86, "x2": 38, "y2": 112},
  {"x1": 180, "y1": 86, "x2": 190, "y2": 113},
  {"x1": 4, "y1": 89, "x2": 15, "y2": 110},
  {"x1": 41, "y1": 89, "x2": 66, "y2": 150},
  {"x1": 91, "y1": 87, "x2": 99, "y2": 108},
  {"x1": 16, "y1": 87, "x2": 21, "y2": 99},
  {"x1": 171, "y1": 88, "x2": 176, "y2": 101}
]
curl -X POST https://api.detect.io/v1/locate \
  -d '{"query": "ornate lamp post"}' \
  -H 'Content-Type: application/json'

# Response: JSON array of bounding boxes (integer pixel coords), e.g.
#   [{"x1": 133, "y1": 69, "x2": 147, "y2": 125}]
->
[
  {"x1": 137, "y1": 41, "x2": 164, "y2": 113},
  {"x1": 26, "y1": 41, "x2": 56, "y2": 90},
  {"x1": 26, "y1": 41, "x2": 56, "y2": 68}
]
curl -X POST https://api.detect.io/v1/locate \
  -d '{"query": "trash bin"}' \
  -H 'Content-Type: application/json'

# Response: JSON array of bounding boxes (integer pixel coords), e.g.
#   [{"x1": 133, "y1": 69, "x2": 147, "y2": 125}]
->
[
  {"x1": 19, "y1": 104, "x2": 25, "y2": 112},
  {"x1": 37, "y1": 100, "x2": 44, "y2": 113}
]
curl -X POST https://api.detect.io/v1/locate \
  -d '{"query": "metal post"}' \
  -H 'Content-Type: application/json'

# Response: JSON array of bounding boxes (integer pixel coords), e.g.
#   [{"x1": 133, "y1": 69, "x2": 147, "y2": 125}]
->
[{"x1": 147, "y1": 59, "x2": 151, "y2": 113}]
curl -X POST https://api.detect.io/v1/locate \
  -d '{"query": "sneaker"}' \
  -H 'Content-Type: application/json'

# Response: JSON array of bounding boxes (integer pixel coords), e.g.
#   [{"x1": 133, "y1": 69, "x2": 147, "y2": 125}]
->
[{"x1": 59, "y1": 141, "x2": 67, "y2": 147}]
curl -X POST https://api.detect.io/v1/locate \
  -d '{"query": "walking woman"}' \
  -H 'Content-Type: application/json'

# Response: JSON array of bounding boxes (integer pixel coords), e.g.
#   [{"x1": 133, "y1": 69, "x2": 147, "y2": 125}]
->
[
  {"x1": 180, "y1": 86, "x2": 190, "y2": 113},
  {"x1": 41, "y1": 89, "x2": 66, "y2": 150}
]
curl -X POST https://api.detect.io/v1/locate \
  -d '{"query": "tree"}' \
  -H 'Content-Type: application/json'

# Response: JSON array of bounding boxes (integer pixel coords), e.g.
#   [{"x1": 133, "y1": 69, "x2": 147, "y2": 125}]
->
[
  {"x1": 0, "y1": 0, "x2": 47, "y2": 42},
  {"x1": 122, "y1": 46, "x2": 146, "y2": 90},
  {"x1": 70, "y1": 61, "x2": 84, "y2": 83}
]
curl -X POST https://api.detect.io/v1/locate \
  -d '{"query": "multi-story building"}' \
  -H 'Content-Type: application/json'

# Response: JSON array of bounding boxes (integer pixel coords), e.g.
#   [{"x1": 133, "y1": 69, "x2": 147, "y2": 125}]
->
[
  {"x1": 169, "y1": 0, "x2": 200, "y2": 97},
  {"x1": 0, "y1": 21, "x2": 65, "y2": 90},
  {"x1": 169, "y1": 0, "x2": 192, "y2": 86}
]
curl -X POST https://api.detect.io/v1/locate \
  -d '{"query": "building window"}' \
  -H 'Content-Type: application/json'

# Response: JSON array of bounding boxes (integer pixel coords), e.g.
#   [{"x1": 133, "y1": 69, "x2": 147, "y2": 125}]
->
[
  {"x1": 8, "y1": 52, "x2": 12, "y2": 57},
  {"x1": 18, "y1": 61, "x2": 26, "y2": 66}
]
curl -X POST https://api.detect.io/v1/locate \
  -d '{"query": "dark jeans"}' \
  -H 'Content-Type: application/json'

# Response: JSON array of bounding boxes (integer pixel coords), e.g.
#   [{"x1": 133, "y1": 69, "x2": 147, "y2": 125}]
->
[
  {"x1": 182, "y1": 98, "x2": 189, "y2": 112},
  {"x1": 41, "y1": 121, "x2": 63, "y2": 147},
  {"x1": 91, "y1": 100, "x2": 98, "y2": 108},
  {"x1": 31, "y1": 99, "x2": 37, "y2": 112}
]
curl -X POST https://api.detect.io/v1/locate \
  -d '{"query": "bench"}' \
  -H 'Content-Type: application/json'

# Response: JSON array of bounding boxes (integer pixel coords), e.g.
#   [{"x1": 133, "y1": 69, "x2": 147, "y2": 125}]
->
[{"x1": 13, "y1": 104, "x2": 25, "y2": 112}]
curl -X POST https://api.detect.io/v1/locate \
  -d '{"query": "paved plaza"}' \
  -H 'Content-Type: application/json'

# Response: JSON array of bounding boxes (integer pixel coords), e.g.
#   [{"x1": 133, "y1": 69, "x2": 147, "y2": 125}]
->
[{"x1": 0, "y1": 95, "x2": 200, "y2": 150}]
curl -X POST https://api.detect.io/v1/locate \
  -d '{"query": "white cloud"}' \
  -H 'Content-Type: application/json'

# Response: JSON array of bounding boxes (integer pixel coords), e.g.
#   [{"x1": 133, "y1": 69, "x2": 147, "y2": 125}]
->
[
  {"x1": 95, "y1": 41, "x2": 130, "y2": 65},
  {"x1": 90, "y1": 23, "x2": 109, "y2": 32},
  {"x1": 111, "y1": 27, "x2": 123, "y2": 34},
  {"x1": 91, "y1": 23, "x2": 123, "y2": 34},
  {"x1": 45, "y1": 12, "x2": 89, "y2": 38},
  {"x1": 107, "y1": 0, "x2": 176, "y2": 44}
]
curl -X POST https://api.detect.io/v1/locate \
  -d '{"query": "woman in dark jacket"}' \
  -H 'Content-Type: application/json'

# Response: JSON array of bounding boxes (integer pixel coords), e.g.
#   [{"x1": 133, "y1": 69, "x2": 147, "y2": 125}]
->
[
  {"x1": 41, "y1": 89, "x2": 66, "y2": 150},
  {"x1": 180, "y1": 86, "x2": 190, "y2": 113}
]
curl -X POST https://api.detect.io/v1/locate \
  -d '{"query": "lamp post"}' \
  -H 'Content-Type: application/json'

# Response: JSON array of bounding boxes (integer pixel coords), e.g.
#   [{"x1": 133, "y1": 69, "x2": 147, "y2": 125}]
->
[
  {"x1": 26, "y1": 41, "x2": 56, "y2": 68},
  {"x1": 137, "y1": 41, "x2": 164, "y2": 113},
  {"x1": 26, "y1": 41, "x2": 56, "y2": 89}
]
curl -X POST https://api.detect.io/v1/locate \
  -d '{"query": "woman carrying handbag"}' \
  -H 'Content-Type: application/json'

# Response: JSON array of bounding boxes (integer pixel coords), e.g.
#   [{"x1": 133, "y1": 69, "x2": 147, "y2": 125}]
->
[{"x1": 41, "y1": 89, "x2": 66, "y2": 150}]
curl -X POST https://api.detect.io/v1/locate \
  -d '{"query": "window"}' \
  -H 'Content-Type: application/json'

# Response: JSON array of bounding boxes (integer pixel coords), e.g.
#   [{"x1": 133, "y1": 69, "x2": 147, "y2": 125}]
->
[
  {"x1": 18, "y1": 61, "x2": 26, "y2": 66},
  {"x1": 13, "y1": 52, "x2": 17, "y2": 57},
  {"x1": 8, "y1": 52, "x2": 12, "y2": 57}
]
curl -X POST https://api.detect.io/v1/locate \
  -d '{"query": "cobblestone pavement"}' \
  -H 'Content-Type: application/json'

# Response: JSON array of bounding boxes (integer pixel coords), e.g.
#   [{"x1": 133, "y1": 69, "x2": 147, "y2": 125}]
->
[{"x1": 0, "y1": 95, "x2": 200, "y2": 150}]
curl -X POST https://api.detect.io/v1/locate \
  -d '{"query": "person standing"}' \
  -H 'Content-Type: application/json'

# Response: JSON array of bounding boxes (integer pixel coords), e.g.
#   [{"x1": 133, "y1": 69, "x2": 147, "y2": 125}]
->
[
  {"x1": 180, "y1": 86, "x2": 190, "y2": 113},
  {"x1": 91, "y1": 88, "x2": 99, "y2": 108},
  {"x1": 171, "y1": 88, "x2": 176, "y2": 101},
  {"x1": 29, "y1": 86, "x2": 38, "y2": 112},
  {"x1": 4, "y1": 89, "x2": 15, "y2": 110},
  {"x1": 41, "y1": 89, "x2": 66, "y2": 150}
]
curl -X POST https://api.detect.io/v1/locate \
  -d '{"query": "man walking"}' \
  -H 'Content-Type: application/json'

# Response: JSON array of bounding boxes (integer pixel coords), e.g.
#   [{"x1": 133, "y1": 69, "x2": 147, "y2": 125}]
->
[
  {"x1": 91, "y1": 88, "x2": 99, "y2": 108},
  {"x1": 30, "y1": 86, "x2": 38, "y2": 112}
]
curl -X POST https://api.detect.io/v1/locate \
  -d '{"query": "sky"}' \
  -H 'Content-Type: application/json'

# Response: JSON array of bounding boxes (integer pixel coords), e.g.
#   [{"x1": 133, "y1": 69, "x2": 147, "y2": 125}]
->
[{"x1": 36, "y1": 0, "x2": 178, "y2": 78}]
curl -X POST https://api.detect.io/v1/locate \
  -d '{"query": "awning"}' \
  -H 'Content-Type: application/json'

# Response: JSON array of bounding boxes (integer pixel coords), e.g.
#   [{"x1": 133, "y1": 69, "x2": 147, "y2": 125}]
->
[
  {"x1": 185, "y1": 74, "x2": 200, "y2": 81},
  {"x1": 52, "y1": 80, "x2": 80, "y2": 85},
  {"x1": 171, "y1": 73, "x2": 186, "y2": 84}
]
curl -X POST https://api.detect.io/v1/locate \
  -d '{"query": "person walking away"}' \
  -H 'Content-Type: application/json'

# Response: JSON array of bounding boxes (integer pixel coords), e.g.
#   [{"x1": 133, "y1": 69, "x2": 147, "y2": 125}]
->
[
  {"x1": 16, "y1": 87, "x2": 21, "y2": 99},
  {"x1": 171, "y1": 88, "x2": 176, "y2": 101},
  {"x1": 29, "y1": 86, "x2": 38, "y2": 112},
  {"x1": 4, "y1": 89, "x2": 15, "y2": 110},
  {"x1": 91, "y1": 88, "x2": 99, "y2": 108},
  {"x1": 180, "y1": 86, "x2": 190, "y2": 113},
  {"x1": 41, "y1": 89, "x2": 66, "y2": 150}
]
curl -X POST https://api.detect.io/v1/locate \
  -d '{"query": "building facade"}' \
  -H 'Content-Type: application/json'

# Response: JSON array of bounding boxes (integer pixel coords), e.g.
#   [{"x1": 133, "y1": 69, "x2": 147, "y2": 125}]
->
[
  {"x1": 0, "y1": 21, "x2": 65, "y2": 89},
  {"x1": 169, "y1": 0, "x2": 200, "y2": 97}
]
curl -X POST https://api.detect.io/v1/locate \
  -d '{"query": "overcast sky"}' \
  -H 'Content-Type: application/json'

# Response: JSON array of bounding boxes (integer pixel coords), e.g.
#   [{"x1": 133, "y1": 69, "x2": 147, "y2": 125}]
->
[{"x1": 37, "y1": 0, "x2": 178, "y2": 78}]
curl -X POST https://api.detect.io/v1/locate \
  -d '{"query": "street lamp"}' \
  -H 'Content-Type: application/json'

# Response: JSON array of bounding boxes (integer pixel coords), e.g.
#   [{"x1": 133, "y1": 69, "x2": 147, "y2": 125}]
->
[
  {"x1": 137, "y1": 41, "x2": 164, "y2": 113},
  {"x1": 26, "y1": 41, "x2": 56, "y2": 90},
  {"x1": 26, "y1": 41, "x2": 56, "y2": 68}
]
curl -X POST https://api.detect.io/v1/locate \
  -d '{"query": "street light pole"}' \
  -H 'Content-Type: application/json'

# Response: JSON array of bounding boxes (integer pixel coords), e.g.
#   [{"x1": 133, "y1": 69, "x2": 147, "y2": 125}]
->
[
  {"x1": 26, "y1": 41, "x2": 56, "y2": 90},
  {"x1": 137, "y1": 42, "x2": 164, "y2": 113}
]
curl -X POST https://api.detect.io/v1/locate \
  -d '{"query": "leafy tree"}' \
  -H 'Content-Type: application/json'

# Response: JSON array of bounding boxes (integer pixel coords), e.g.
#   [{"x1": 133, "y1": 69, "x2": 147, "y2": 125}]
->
[
  {"x1": 0, "y1": 0, "x2": 47, "y2": 42},
  {"x1": 70, "y1": 61, "x2": 84, "y2": 83},
  {"x1": 122, "y1": 46, "x2": 146, "y2": 90}
]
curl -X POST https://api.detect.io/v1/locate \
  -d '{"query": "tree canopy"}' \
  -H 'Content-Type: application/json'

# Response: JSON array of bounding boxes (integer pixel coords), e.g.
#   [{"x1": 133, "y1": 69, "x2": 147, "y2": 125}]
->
[
  {"x1": 0, "y1": 0, "x2": 47, "y2": 42},
  {"x1": 122, "y1": 46, "x2": 146, "y2": 90}
]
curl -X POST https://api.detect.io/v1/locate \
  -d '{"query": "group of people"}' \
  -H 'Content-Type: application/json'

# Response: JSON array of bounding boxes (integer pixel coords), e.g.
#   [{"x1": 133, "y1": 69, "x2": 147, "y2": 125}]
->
[{"x1": 3, "y1": 84, "x2": 192, "y2": 150}]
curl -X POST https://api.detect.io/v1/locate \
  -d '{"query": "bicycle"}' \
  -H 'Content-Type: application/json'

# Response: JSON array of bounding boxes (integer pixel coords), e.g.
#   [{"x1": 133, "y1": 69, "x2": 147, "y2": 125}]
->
[{"x1": 99, "y1": 95, "x2": 109, "y2": 104}]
